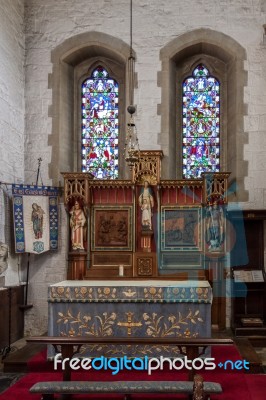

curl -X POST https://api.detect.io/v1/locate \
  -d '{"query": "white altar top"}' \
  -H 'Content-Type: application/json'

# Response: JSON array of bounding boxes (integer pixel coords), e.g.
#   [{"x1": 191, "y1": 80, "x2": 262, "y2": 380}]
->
[{"x1": 50, "y1": 280, "x2": 211, "y2": 288}]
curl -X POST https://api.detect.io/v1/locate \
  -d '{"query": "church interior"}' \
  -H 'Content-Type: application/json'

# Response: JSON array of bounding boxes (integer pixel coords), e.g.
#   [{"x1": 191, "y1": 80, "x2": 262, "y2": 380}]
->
[{"x1": 0, "y1": 0, "x2": 266, "y2": 399}]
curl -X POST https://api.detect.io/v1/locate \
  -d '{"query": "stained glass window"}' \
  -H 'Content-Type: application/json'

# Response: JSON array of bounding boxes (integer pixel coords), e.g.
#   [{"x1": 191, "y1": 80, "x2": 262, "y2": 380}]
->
[
  {"x1": 182, "y1": 64, "x2": 220, "y2": 178},
  {"x1": 81, "y1": 66, "x2": 119, "y2": 179}
]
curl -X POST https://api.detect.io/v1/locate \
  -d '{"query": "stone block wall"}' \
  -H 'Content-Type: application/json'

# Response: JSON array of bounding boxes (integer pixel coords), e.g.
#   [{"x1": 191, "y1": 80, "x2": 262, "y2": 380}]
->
[
  {"x1": 1, "y1": 0, "x2": 266, "y2": 333},
  {"x1": 0, "y1": 0, "x2": 25, "y2": 185},
  {"x1": 0, "y1": 0, "x2": 25, "y2": 287}
]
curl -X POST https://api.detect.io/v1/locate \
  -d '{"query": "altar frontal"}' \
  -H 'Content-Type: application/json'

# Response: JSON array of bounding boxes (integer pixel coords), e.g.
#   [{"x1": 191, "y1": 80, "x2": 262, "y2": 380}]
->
[{"x1": 48, "y1": 280, "x2": 212, "y2": 357}]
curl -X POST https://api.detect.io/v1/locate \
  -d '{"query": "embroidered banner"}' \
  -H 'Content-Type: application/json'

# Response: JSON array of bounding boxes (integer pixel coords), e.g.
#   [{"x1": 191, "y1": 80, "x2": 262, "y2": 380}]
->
[{"x1": 12, "y1": 185, "x2": 59, "y2": 254}]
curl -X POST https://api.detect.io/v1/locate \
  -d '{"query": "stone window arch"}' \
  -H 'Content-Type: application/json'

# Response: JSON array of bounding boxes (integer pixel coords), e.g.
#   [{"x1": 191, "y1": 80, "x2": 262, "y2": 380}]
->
[
  {"x1": 49, "y1": 32, "x2": 132, "y2": 183},
  {"x1": 159, "y1": 29, "x2": 247, "y2": 200}
]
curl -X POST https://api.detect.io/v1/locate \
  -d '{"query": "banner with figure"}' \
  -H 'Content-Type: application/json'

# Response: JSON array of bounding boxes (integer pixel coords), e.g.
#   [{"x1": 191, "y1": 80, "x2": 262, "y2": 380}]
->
[{"x1": 12, "y1": 185, "x2": 59, "y2": 254}]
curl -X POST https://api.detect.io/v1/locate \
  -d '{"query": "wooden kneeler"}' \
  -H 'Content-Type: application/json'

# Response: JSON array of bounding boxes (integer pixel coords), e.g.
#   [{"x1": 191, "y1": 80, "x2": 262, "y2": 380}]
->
[{"x1": 30, "y1": 375, "x2": 222, "y2": 400}]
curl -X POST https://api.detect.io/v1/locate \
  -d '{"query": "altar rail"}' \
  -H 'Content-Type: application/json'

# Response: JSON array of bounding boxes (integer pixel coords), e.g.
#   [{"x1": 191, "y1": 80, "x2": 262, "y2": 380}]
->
[{"x1": 27, "y1": 336, "x2": 233, "y2": 381}]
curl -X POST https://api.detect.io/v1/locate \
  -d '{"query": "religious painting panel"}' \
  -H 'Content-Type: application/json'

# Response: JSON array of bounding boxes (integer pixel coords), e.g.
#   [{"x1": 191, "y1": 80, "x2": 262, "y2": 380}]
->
[
  {"x1": 91, "y1": 206, "x2": 133, "y2": 251},
  {"x1": 161, "y1": 206, "x2": 202, "y2": 251}
]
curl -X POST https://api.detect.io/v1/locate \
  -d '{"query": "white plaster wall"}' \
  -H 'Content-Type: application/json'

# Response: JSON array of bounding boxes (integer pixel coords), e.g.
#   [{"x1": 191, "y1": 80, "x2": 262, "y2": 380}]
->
[
  {"x1": 18, "y1": 0, "x2": 266, "y2": 332},
  {"x1": 0, "y1": 0, "x2": 25, "y2": 184},
  {"x1": 0, "y1": 0, "x2": 25, "y2": 286}
]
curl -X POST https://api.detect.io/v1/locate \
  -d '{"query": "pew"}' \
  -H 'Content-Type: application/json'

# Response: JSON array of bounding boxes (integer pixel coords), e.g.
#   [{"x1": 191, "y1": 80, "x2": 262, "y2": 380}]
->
[{"x1": 27, "y1": 336, "x2": 232, "y2": 399}]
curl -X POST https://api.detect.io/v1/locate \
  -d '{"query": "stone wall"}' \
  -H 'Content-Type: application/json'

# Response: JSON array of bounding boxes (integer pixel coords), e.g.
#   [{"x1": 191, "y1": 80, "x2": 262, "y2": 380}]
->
[
  {"x1": 1, "y1": 0, "x2": 266, "y2": 333},
  {"x1": 0, "y1": 0, "x2": 25, "y2": 286},
  {"x1": 0, "y1": 0, "x2": 24, "y2": 185}
]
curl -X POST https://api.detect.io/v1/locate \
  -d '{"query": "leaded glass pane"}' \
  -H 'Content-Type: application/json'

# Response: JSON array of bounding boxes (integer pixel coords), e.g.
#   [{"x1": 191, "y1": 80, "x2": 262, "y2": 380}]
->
[
  {"x1": 81, "y1": 66, "x2": 119, "y2": 179},
  {"x1": 182, "y1": 64, "x2": 220, "y2": 179}
]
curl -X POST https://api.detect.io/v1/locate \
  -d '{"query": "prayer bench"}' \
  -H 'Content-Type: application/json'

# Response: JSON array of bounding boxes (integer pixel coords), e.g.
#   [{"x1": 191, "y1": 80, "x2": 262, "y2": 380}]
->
[
  {"x1": 27, "y1": 337, "x2": 232, "y2": 400},
  {"x1": 29, "y1": 375, "x2": 222, "y2": 400}
]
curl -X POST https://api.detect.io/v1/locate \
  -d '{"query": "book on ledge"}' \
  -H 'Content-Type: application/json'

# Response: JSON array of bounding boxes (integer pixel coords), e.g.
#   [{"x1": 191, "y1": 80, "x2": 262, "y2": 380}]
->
[
  {"x1": 233, "y1": 269, "x2": 264, "y2": 283},
  {"x1": 241, "y1": 317, "x2": 264, "y2": 327}
]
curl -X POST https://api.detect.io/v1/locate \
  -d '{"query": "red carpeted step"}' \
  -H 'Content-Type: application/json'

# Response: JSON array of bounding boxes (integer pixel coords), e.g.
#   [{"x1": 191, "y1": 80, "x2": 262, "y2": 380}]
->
[{"x1": 1, "y1": 344, "x2": 265, "y2": 400}]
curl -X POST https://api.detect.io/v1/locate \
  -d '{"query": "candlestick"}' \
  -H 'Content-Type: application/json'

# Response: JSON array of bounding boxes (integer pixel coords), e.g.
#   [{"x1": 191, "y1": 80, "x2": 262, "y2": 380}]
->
[{"x1": 119, "y1": 265, "x2": 124, "y2": 277}]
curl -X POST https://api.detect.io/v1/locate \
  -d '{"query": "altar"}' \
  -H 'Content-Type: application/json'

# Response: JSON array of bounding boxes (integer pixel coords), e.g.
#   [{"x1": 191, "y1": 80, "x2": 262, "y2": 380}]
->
[{"x1": 48, "y1": 280, "x2": 212, "y2": 357}]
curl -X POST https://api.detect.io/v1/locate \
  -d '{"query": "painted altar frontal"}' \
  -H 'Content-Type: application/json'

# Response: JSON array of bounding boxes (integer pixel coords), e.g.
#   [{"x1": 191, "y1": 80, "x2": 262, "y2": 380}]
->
[{"x1": 48, "y1": 280, "x2": 212, "y2": 357}]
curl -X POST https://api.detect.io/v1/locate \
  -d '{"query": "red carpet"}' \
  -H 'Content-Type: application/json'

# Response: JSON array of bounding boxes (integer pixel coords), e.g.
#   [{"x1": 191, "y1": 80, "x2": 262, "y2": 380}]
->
[{"x1": 0, "y1": 345, "x2": 265, "y2": 400}]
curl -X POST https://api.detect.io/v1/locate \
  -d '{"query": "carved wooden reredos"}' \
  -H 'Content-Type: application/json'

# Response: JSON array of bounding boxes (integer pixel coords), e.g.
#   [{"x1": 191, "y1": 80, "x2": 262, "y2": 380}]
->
[{"x1": 62, "y1": 151, "x2": 230, "y2": 281}]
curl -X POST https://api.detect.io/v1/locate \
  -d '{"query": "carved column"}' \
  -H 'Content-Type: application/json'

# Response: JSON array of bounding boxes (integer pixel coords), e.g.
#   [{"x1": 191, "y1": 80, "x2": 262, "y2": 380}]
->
[
  {"x1": 133, "y1": 151, "x2": 163, "y2": 277},
  {"x1": 140, "y1": 230, "x2": 153, "y2": 252},
  {"x1": 202, "y1": 172, "x2": 230, "y2": 331},
  {"x1": 62, "y1": 172, "x2": 93, "y2": 280}
]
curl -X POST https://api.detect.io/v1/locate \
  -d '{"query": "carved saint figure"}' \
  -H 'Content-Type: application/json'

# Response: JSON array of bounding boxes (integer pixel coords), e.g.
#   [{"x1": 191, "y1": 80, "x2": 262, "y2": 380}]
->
[
  {"x1": 31, "y1": 203, "x2": 45, "y2": 239},
  {"x1": 0, "y1": 242, "x2": 8, "y2": 276},
  {"x1": 138, "y1": 181, "x2": 154, "y2": 230},
  {"x1": 206, "y1": 202, "x2": 224, "y2": 251},
  {"x1": 70, "y1": 201, "x2": 86, "y2": 250}
]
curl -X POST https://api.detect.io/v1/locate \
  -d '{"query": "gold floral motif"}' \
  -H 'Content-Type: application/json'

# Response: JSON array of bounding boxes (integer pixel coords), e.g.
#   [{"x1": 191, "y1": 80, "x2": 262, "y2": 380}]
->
[
  {"x1": 74, "y1": 287, "x2": 93, "y2": 299},
  {"x1": 166, "y1": 287, "x2": 210, "y2": 302},
  {"x1": 143, "y1": 310, "x2": 203, "y2": 337},
  {"x1": 143, "y1": 287, "x2": 163, "y2": 299},
  {"x1": 172, "y1": 288, "x2": 179, "y2": 295},
  {"x1": 97, "y1": 287, "x2": 116, "y2": 299},
  {"x1": 50, "y1": 287, "x2": 71, "y2": 299},
  {"x1": 57, "y1": 310, "x2": 116, "y2": 337},
  {"x1": 195, "y1": 287, "x2": 209, "y2": 300}
]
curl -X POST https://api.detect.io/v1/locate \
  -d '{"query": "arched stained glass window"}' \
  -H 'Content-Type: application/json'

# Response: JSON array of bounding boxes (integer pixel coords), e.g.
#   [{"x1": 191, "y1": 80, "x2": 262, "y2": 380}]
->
[
  {"x1": 81, "y1": 66, "x2": 119, "y2": 179},
  {"x1": 182, "y1": 64, "x2": 220, "y2": 179}
]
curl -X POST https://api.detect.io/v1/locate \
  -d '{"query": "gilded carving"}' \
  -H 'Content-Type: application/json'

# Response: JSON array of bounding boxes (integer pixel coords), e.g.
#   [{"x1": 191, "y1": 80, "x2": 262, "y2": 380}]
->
[
  {"x1": 97, "y1": 287, "x2": 117, "y2": 299},
  {"x1": 85, "y1": 343, "x2": 183, "y2": 356},
  {"x1": 133, "y1": 150, "x2": 163, "y2": 184},
  {"x1": 203, "y1": 172, "x2": 230, "y2": 205},
  {"x1": 117, "y1": 312, "x2": 142, "y2": 335},
  {"x1": 143, "y1": 310, "x2": 203, "y2": 337},
  {"x1": 62, "y1": 172, "x2": 92, "y2": 205},
  {"x1": 49, "y1": 285, "x2": 212, "y2": 303},
  {"x1": 122, "y1": 289, "x2": 137, "y2": 297},
  {"x1": 143, "y1": 287, "x2": 163, "y2": 299},
  {"x1": 166, "y1": 287, "x2": 210, "y2": 302},
  {"x1": 57, "y1": 310, "x2": 117, "y2": 337},
  {"x1": 74, "y1": 287, "x2": 93, "y2": 299},
  {"x1": 137, "y1": 258, "x2": 152, "y2": 276},
  {"x1": 51, "y1": 286, "x2": 71, "y2": 299},
  {"x1": 54, "y1": 308, "x2": 205, "y2": 356}
]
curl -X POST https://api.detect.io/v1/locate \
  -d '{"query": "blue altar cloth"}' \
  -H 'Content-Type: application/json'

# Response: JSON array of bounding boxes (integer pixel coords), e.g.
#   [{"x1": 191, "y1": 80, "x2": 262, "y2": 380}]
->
[{"x1": 48, "y1": 280, "x2": 212, "y2": 357}]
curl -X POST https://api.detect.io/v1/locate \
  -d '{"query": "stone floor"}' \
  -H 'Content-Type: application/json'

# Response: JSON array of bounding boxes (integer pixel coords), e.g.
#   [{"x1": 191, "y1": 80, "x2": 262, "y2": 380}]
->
[
  {"x1": 0, "y1": 338, "x2": 27, "y2": 393},
  {"x1": 255, "y1": 347, "x2": 266, "y2": 370},
  {"x1": 0, "y1": 337, "x2": 27, "y2": 372}
]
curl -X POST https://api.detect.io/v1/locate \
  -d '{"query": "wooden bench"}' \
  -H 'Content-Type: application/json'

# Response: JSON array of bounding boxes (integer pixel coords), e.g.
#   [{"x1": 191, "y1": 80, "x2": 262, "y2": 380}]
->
[
  {"x1": 29, "y1": 375, "x2": 222, "y2": 400},
  {"x1": 27, "y1": 336, "x2": 233, "y2": 399}
]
